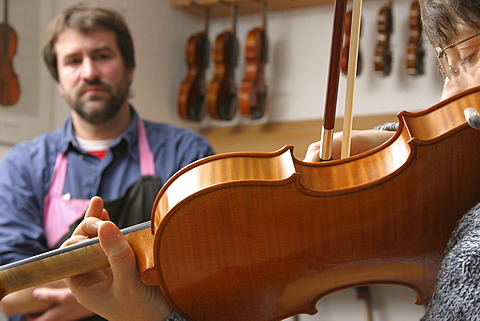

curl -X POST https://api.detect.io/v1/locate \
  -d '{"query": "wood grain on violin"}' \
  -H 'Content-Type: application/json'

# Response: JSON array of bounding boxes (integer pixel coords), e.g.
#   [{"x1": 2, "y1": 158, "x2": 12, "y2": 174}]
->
[
  {"x1": 374, "y1": 0, "x2": 393, "y2": 76},
  {"x1": 178, "y1": 8, "x2": 210, "y2": 121},
  {"x1": 205, "y1": 4, "x2": 239, "y2": 120},
  {"x1": 239, "y1": 2, "x2": 268, "y2": 119},
  {"x1": 0, "y1": 0, "x2": 19, "y2": 106},
  {"x1": 3, "y1": 86, "x2": 480, "y2": 320},
  {"x1": 406, "y1": 0, "x2": 425, "y2": 76},
  {"x1": 341, "y1": 9, "x2": 362, "y2": 76}
]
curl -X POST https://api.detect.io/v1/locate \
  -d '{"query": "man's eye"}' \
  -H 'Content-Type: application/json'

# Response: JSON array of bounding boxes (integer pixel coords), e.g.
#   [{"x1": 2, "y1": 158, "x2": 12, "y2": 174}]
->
[
  {"x1": 65, "y1": 58, "x2": 81, "y2": 66},
  {"x1": 94, "y1": 53, "x2": 111, "y2": 61}
]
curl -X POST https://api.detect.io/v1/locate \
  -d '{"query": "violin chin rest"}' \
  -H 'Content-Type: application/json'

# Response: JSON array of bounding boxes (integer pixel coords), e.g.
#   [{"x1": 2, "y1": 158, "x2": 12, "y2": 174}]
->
[{"x1": 464, "y1": 107, "x2": 480, "y2": 130}]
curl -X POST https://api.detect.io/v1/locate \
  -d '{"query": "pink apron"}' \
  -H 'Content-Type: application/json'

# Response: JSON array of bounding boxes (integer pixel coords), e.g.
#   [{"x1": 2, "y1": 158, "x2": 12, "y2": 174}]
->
[{"x1": 43, "y1": 119, "x2": 155, "y2": 249}]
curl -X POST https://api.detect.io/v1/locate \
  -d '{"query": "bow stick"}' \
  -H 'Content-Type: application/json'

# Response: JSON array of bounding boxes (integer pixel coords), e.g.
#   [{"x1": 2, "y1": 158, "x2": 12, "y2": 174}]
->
[{"x1": 319, "y1": 0, "x2": 363, "y2": 160}]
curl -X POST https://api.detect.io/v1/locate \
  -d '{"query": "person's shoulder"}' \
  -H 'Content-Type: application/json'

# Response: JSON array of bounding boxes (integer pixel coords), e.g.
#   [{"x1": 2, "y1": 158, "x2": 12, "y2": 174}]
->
[
  {"x1": 144, "y1": 120, "x2": 209, "y2": 142},
  {"x1": 2, "y1": 127, "x2": 65, "y2": 165}
]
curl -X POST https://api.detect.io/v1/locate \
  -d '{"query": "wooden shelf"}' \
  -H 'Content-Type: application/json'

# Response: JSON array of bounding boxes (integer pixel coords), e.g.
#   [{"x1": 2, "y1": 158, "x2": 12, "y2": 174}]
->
[{"x1": 171, "y1": 0, "x2": 339, "y2": 17}]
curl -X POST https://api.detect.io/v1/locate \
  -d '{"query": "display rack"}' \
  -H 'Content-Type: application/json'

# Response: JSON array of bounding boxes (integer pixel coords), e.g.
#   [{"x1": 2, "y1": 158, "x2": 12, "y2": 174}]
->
[{"x1": 171, "y1": 0, "x2": 341, "y2": 17}]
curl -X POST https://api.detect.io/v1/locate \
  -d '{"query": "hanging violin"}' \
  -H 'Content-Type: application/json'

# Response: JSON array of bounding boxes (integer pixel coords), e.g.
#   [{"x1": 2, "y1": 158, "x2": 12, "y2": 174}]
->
[
  {"x1": 205, "y1": 4, "x2": 239, "y2": 121},
  {"x1": 178, "y1": 8, "x2": 210, "y2": 121},
  {"x1": 406, "y1": 0, "x2": 425, "y2": 76},
  {"x1": 341, "y1": 9, "x2": 362, "y2": 76},
  {"x1": 239, "y1": 2, "x2": 268, "y2": 120},
  {"x1": 0, "y1": 0, "x2": 19, "y2": 106},
  {"x1": 374, "y1": 0, "x2": 393, "y2": 76}
]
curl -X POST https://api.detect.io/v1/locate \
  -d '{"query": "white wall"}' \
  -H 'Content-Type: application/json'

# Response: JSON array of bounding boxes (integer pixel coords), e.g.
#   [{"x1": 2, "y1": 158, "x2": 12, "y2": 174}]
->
[{"x1": 0, "y1": 0, "x2": 441, "y2": 319}]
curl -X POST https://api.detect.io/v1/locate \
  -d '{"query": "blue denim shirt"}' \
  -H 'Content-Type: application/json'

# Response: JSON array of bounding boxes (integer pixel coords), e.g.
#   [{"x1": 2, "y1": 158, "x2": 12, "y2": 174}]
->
[{"x1": 0, "y1": 107, "x2": 214, "y2": 265}]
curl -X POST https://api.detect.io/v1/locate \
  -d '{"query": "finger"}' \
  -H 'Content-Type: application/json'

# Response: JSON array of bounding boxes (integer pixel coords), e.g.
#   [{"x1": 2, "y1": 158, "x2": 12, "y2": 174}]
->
[
  {"x1": 98, "y1": 222, "x2": 139, "y2": 281},
  {"x1": 303, "y1": 142, "x2": 321, "y2": 162},
  {"x1": 71, "y1": 217, "x2": 103, "y2": 238},
  {"x1": 61, "y1": 235, "x2": 89, "y2": 247},
  {"x1": 32, "y1": 287, "x2": 72, "y2": 303},
  {"x1": 85, "y1": 196, "x2": 110, "y2": 221}
]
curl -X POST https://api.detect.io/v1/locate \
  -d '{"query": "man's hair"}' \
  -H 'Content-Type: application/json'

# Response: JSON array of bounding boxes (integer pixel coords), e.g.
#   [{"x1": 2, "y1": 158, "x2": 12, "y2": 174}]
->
[
  {"x1": 420, "y1": 0, "x2": 480, "y2": 47},
  {"x1": 43, "y1": 3, "x2": 135, "y2": 81}
]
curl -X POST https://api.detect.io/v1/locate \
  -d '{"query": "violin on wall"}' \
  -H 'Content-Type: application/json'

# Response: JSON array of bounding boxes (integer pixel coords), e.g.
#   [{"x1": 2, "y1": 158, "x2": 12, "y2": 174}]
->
[
  {"x1": 406, "y1": 0, "x2": 425, "y2": 76},
  {"x1": 341, "y1": 9, "x2": 362, "y2": 76},
  {"x1": 178, "y1": 9, "x2": 210, "y2": 122},
  {"x1": 374, "y1": 0, "x2": 393, "y2": 76},
  {"x1": 0, "y1": 0, "x2": 19, "y2": 106},
  {"x1": 239, "y1": 2, "x2": 268, "y2": 120},
  {"x1": 205, "y1": 5, "x2": 239, "y2": 121}
]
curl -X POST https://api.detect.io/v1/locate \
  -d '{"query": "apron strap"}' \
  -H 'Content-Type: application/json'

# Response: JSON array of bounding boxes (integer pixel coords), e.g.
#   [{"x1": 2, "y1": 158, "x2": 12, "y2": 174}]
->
[
  {"x1": 138, "y1": 119, "x2": 155, "y2": 176},
  {"x1": 49, "y1": 153, "x2": 68, "y2": 196}
]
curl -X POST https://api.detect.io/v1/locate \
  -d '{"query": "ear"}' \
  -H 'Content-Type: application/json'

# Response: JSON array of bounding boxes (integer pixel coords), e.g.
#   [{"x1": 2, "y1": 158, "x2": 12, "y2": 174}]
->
[
  {"x1": 127, "y1": 67, "x2": 134, "y2": 84},
  {"x1": 56, "y1": 82, "x2": 65, "y2": 96}
]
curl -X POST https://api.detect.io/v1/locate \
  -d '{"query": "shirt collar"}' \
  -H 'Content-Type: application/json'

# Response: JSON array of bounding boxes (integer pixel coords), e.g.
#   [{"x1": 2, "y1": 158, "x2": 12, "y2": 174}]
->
[{"x1": 57, "y1": 106, "x2": 141, "y2": 162}]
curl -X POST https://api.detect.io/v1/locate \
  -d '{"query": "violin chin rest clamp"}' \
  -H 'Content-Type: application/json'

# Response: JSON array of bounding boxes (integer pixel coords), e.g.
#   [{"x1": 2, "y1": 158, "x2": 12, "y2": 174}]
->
[{"x1": 465, "y1": 107, "x2": 480, "y2": 130}]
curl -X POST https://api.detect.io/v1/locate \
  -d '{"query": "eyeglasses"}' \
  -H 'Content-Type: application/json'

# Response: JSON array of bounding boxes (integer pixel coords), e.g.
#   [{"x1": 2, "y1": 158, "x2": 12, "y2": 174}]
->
[{"x1": 436, "y1": 31, "x2": 480, "y2": 80}]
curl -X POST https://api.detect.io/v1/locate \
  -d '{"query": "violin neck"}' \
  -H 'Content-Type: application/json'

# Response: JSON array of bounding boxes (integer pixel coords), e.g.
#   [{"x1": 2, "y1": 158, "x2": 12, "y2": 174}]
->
[
  {"x1": 3, "y1": 0, "x2": 7, "y2": 26},
  {"x1": 204, "y1": 7, "x2": 210, "y2": 37},
  {"x1": 261, "y1": 1, "x2": 268, "y2": 32},
  {"x1": 3, "y1": 0, "x2": 7, "y2": 55},
  {"x1": 0, "y1": 222, "x2": 152, "y2": 299},
  {"x1": 230, "y1": 4, "x2": 237, "y2": 36}
]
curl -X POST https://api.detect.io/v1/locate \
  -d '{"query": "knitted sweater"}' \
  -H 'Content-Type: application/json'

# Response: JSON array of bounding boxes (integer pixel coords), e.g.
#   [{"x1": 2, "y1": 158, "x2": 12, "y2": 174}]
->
[{"x1": 421, "y1": 202, "x2": 480, "y2": 320}]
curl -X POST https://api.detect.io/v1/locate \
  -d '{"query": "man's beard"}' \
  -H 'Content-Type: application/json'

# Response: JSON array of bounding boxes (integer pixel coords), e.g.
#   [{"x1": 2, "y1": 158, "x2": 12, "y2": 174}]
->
[{"x1": 67, "y1": 79, "x2": 130, "y2": 124}]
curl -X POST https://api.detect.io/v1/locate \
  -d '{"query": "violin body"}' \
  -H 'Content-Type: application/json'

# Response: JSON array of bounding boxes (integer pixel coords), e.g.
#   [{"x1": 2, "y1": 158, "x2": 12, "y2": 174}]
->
[
  {"x1": 205, "y1": 30, "x2": 239, "y2": 121},
  {"x1": 374, "y1": 2, "x2": 393, "y2": 76},
  {"x1": 178, "y1": 31, "x2": 210, "y2": 121},
  {"x1": 406, "y1": 1, "x2": 425, "y2": 76},
  {"x1": 239, "y1": 27, "x2": 268, "y2": 119},
  {"x1": 145, "y1": 87, "x2": 480, "y2": 320},
  {"x1": 341, "y1": 10, "x2": 362, "y2": 76},
  {"x1": 0, "y1": 22, "x2": 19, "y2": 106}
]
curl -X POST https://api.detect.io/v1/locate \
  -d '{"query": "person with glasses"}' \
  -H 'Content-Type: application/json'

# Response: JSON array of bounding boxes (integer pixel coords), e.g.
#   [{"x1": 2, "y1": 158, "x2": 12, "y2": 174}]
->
[{"x1": 60, "y1": 0, "x2": 480, "y2": 320}]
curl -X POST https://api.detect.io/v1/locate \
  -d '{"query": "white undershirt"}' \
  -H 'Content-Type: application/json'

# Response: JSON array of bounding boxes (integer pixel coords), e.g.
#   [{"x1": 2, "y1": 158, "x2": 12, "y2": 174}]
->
[{"x1": 76, "y1": 136, "x2": 113, "y2": 152}]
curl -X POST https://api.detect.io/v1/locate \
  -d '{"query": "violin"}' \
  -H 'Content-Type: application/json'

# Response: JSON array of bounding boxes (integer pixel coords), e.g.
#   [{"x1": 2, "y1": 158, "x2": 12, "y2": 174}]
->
[
  {"x1": 341, "y1": 10, "x2": 362, "y2": 76},
  {"x1": 1, "y1": 1, "x2": 479, "y2": 320},
  {"x1": 406, "y1": 0, "x2": 425, "y2": 76},
  {"x1": 205, "y1": 5, "x2": 239, "y2": 121},
  {"x1": 239, "y1": 2, "x2": 268, "y2": 120},
  {"x1": 374, "y1": 0, "x2": 393, "y2": 76},
  {"x1": 2, "y1": 87, "x2": 480, "y2": 320},
  {"x1": 0, "y1": 0, "x2": 19, "y2": 106},
  {"x1": 178, "y1": 9, "x2": 210, "y2": 121}
]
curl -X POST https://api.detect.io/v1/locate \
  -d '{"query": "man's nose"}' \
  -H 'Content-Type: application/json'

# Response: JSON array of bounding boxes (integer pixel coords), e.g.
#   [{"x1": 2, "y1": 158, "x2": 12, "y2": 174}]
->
[{"x1": 81, "y1": 58, "x2": 100, "y2": 81}]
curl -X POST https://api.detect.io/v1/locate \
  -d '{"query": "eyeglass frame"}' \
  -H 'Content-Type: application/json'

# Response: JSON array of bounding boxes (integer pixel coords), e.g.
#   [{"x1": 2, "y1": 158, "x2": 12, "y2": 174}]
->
[{"x1": 436, "y1": 31, "x2": 480, "y2": 80}]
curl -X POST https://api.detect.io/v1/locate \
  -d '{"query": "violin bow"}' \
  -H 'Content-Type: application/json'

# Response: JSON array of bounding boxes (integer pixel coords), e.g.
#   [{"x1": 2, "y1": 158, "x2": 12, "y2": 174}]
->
[
  {"x1": 319, "y1": 0, "x2": 363, "y2": 160},
  {"x1": 319, "y1": 0, "x2": 348, "y2": 161},
  {"x1": 341, "y1": 0, "x2": 363, "y2": 159}
]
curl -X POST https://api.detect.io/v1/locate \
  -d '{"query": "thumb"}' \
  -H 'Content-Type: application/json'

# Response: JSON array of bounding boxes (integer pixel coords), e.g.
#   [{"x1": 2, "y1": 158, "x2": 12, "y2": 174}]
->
[{"x1": 98, "y1": 222, "x2": 139, "y2": 280}]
